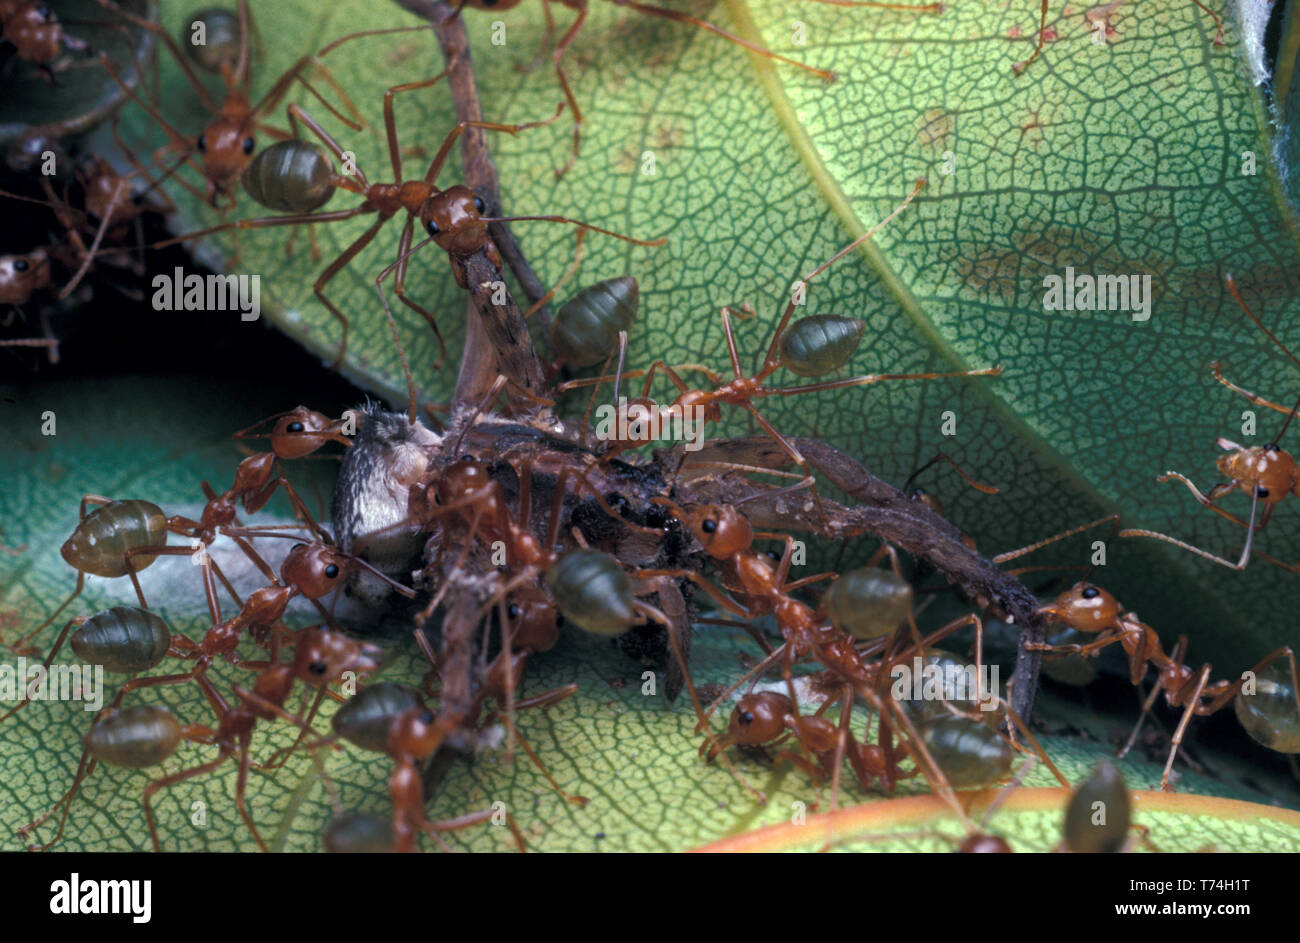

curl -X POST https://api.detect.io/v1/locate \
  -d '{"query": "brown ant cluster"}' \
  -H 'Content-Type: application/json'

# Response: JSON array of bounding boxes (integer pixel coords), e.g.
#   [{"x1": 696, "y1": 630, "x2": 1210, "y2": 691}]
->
[{"x1": 2, "y1": 0, "x2": 1298, "y2": 855}]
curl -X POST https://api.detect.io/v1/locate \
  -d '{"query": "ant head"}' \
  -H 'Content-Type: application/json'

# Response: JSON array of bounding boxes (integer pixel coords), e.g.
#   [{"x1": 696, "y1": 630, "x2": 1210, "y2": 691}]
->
[
  {"x1": 1216, "y1": 445, "x2": 1295, "y2": 503},
  {"x1": 281, "y1": 542, "x2": 350, "y2": 598},
  {"x1": 1036, "y1": 581, "x2": 1120, "y2": 632},
  {"x1": 292, "y1": 627, "x2": 382, "y2": 682},
  {"x1": 505, "y1": 586, "x2": 560, "y2": 653},
  {"x1": 908, "y1": 486, "x2": 946, "y2": 516},
  {"x1": 0, "y1": 250, "x2": 50, "y2": 303},
  {"x1": 421, "y1": 185, "x2": 488, "y2": 258},
  {"x1": 195, "y1": 116, "x2": 257, "y2": 187},
  {"x1": 655, "y1": 499, "x2": 751, "y2": 558},
  {"x1": 728, "y1": 692, "x2": 792, "y2": 745},
  {"x1": 10, "y1": 2, "x2": 59, "y2": 38},
  {"x1": 271, "y1": 407, "x2": 339, "y2": 459},
  {"x1": 386, "y1": 706, "x2": 444, "y2": 758},
  {"x1": 437, "y1": 457, "x2": 490, "y2": 502}
]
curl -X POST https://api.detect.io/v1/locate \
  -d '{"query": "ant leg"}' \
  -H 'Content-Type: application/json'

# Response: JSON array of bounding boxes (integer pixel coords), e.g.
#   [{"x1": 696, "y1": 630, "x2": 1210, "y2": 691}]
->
[
  {"x1": 376, "y1": 70, "x2": 452, "y2": 182},
  {"x1": 634, "y1": 567, "x2": 761, "y2": 622},
  {"x1": 316, "y1": 215, "x2": 392, "y2": 368},
  {"x1": 523, "y1": 229, "x2": 585, "y2": 318},
  {"x1": 498, "y1": 707, "x2": 589, "y2": 806},
  {"x1": 0, "y1": 618, "x2": 87, "y2": 722},
  {"x1": 8, "y1": 573, "x2": 84, "y2": 655},
  {"x1": 756, "y1": 180, "x2": 927, "y2": 375},
  {"x1": 143, "y1": 749, "x2": 233, "y2": 852},
  {"x1": 1161, "y1": 666, "x2": 1213, "y2": 791},
  {"x1": 902, "y1": 451, "x2": 1000, "y2": 496},
  {"x1": 518, "y1": 0, "x2": 557, "y2": 73},
  {"x1": 1197, "y1": 646, "x2": 1298, "y2": 716},
  {"x1": 992, "y1": 515, "x2": 1120, "y2": 567},
  {"x1": 551, "y1": 2, "x2": 588, "y2": 177},
  {"x1": 1118, "y1": 639, "x2": 1181, "y2": 760},
  {"x1": 93, "y1": 0, "x2": 218, "y2": 111},
  {"x1": 1011, "y1": 0, "x2": 1050, "y2": 75},
  {"x1": 391, "y1": 217, "x2": 447, "y2": 374},
  {"x1": 422, "y1": 110, "x2": 565, "y2": 186},
  {"x1": 758, "y1": 366, "x2": 1003, "y2": 398},
  {"x1": 718, "y1": 305, "x2": 746, "y2": 378},
  {"x1": 1151, "y1": 472, "x2": 1251, "y2": 529},
  {"x1": 996, "y1": 699, "x2": 1070, "y2": 787},
  {"x1": 251, "y1": 54, "x2": 366, "y2": 134},
  {"x1": 373, "y1": 224, "x2": 430, "y2": 423},
  {"x1": 424, "y1": 807, "x2": 528, "y2": 853},
  {"x1": 233, "y1": 729, "x2": 269, "y2": 852},
  {"x1": 1120, "y1": 487, "x2": 1263, "y2": 570},
  {"x1": 695, "y1": 616, "x2": 777, "y2": 655},
  {"x1": 635, "y1": 592, "x2": 706, "y2": 725},
  {"x1": 612, "y1": 0, "x2": 834, "y2": 83},
  {"x1": 1210, "y1": 362, "x2": 1300, "y2": 417},
  {"x1": 738, "y1": 401, "x2": 828, "y2": 521},
  {"x1": 20, "y1": 745, "x2": 98, "y2": 851},
  {"x1": 1190, "y1": 0, "x2": 1225, "y2": 44}
]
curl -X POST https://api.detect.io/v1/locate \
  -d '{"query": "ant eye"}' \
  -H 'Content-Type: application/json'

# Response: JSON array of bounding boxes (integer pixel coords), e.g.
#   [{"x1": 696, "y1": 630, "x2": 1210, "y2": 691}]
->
[
  {"x1": 425, "y1": 220, "x2": 441, "y2": 236},
  {"x1": 196, "y1": 134, "x2": 207, "y2": 152},
  {"x1": 287, "y1": 421, "x2": 304, "y2": 433},
  {"x1": 420, "y1": 711, "x2": 435, "y2": 724},
  {"x1": 507, "y1": 604, "x2": 521, "y2": 619},
  {"x1": 701, "y1": 519, "x2": 717, "y2": 534},
  {"x1": 738, "y1": 710, "x2": 754, "y2": 725},
  {"x1": 38, "y1": 5, "x2": 53, "y2": 21},
  {"x1": 292, "y1": 542, "x2": 306, "y2": 551},
  {"x1": 1256, "y1": 486, "x2": 1270, "y2": 498},
  {"x1": 1081, "y1": 586, "x2": 1100, "y2": 599},
  {"x1": 13, "y1": 259, "x2": 29, "y2": 272},
  {"x1": 473, "y1": 196, "x2": 485, "y2": 214},
  {"x1": 324, "y1": 564, "x2": 340, "y2": 579},
  {"x1": 309, "y1": 661, "x2": 328, "y2": 676},
  {"x1": 242, "y1": 137, "x2": 255, "y2": 155}
]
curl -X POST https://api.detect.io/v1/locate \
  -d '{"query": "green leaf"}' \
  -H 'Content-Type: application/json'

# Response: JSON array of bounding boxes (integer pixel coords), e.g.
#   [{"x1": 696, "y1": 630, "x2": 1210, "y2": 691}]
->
[
  {"x1": 11, "y1": 1, "x2": 1299, "y2": 851},
  {"x1": 128, "y1": 0, "x2": 1300, "y2": 673},
  {"x1": 0, "y1": 381, "x2": 1296, "y2": 853}
]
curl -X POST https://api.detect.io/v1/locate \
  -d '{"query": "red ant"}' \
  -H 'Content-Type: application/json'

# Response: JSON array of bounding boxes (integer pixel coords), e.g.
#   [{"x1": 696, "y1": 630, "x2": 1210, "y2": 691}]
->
[
  {"x1": 1029, "y1": 580, "x2": 1300, "y2": 790},
  {"x1": 0, "y1": 1, "x2": 88, "y2": 81},
  {"x1": 0, "y1": 247, "x2": 60, "y2": 364},
  {"x1": 1121, "y1": 274, "x2": 1300, "y2": 571},
  {"x1": 6, "y1": 408, "x2": 355, "y2": 655},
  {"x1": 17, "y1": 626, "x2": 381, "y2": 852},
  {"x1": 643, "y1": 488, "x2": 1001, "y2": 814},
  {"x1": 557, "y1": 180, "x2": 1000, "y2": 515},
  {"x1": 94, "y1": 0, "x2": 362, "y2": 209},
  {"x1": 145, "y1": 24, "x2": 665, "y2": 409}
]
